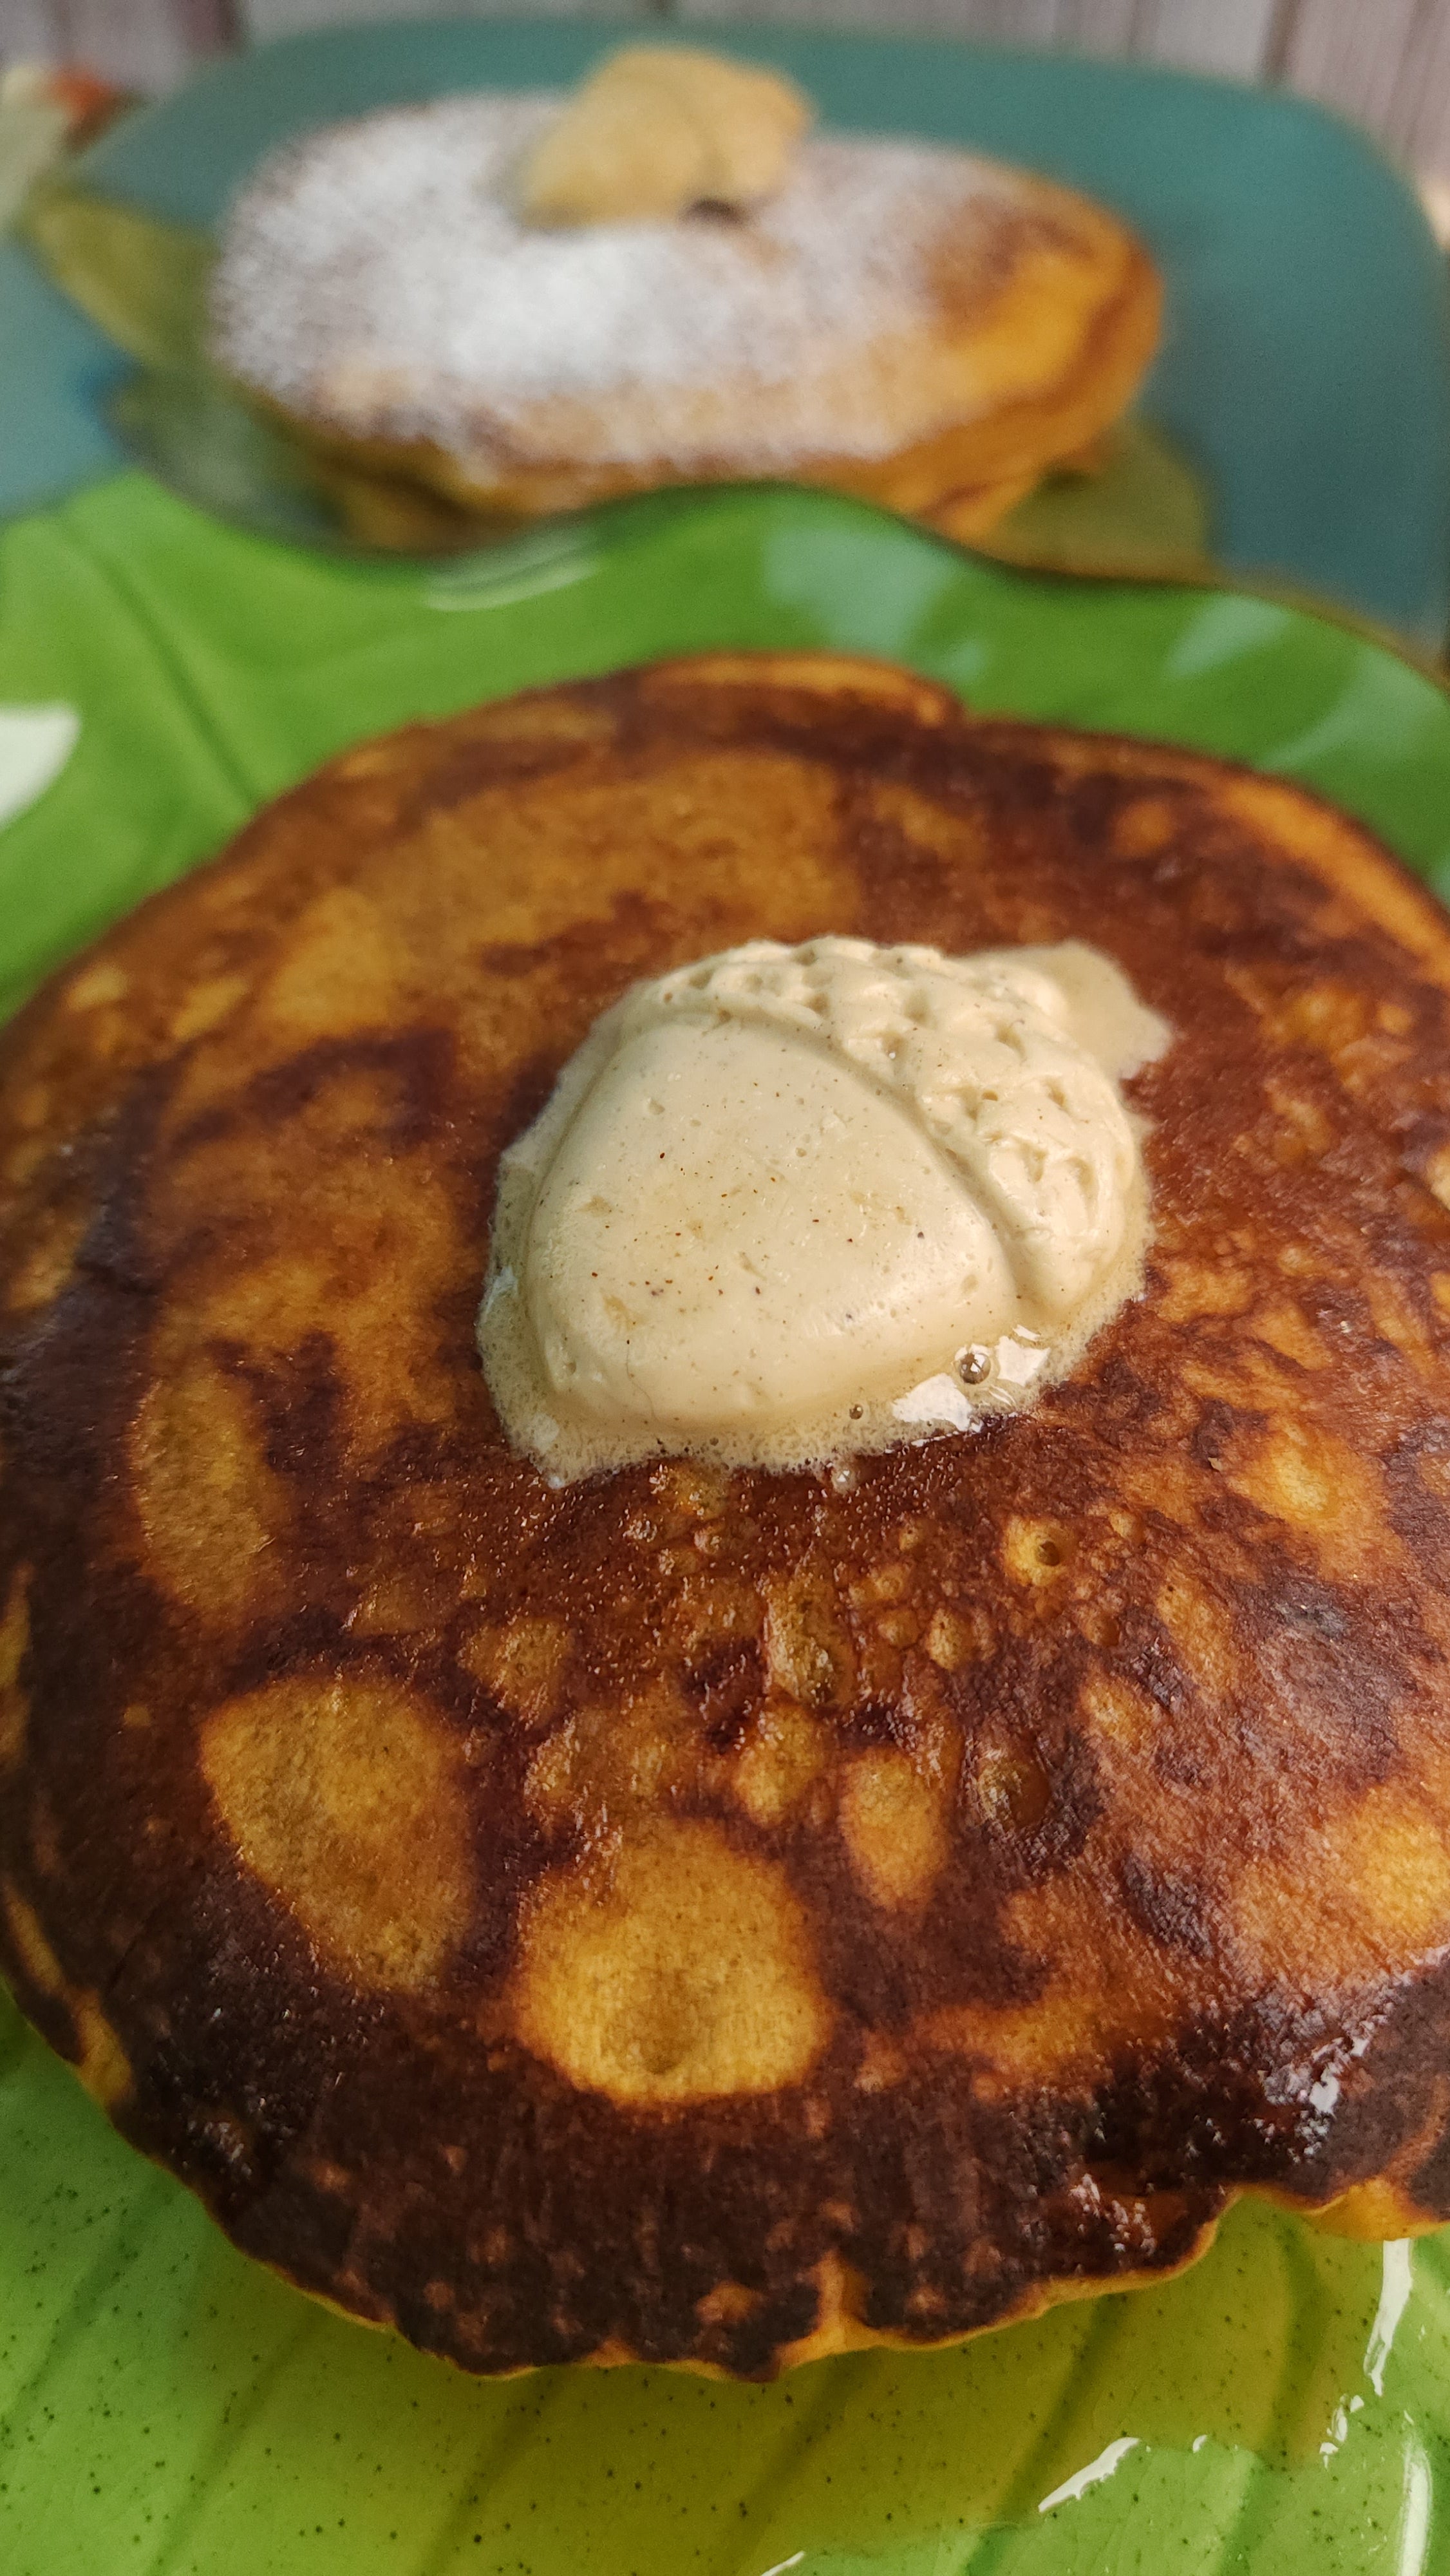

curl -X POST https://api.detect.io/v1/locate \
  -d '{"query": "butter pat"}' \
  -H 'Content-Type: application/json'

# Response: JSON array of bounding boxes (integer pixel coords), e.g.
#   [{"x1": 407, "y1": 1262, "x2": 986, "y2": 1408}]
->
[
  {"x1": 479, "y1": 936, "x2": 1169, "y2": 1480},
  {"x1": 518, "y1": 46, "x2": 811, "y2": 227}
]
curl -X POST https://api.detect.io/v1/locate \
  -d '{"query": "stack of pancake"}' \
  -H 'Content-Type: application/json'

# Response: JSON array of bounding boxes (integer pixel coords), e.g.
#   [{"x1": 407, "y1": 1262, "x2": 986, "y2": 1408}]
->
[{"x1": 208, "y1": 61, "x2": 1161, "y2": 549}]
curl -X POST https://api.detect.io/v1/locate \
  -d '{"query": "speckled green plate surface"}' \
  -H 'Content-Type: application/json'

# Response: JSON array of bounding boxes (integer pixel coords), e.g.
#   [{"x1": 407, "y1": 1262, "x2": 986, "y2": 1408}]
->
[{"x1": 3, "y1": 472, "x2": 1450, "y2": 2573}]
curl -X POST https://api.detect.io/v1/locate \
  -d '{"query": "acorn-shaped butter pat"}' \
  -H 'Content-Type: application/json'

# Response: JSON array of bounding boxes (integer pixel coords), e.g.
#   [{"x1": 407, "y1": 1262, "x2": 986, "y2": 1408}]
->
[{"x1": 518, "y1": 44, "x2": 812, "y2": 226}]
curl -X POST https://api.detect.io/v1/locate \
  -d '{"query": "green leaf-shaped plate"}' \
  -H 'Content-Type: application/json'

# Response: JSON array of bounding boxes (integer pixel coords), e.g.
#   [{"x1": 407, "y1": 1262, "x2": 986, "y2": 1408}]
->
[{"x1": 3, "y1": 471, "x2": 1450, "y2": 2574}]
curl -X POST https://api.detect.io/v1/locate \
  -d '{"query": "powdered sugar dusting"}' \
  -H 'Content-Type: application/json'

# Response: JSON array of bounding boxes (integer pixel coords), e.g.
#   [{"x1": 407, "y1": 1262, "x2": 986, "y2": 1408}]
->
[{"x1": 210, "y1": 93, "x2": 1031, "y2": 470}]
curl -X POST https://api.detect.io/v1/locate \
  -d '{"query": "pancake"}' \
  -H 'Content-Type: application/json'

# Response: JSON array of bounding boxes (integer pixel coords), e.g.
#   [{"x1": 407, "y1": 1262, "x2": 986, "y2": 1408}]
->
[
  {"x1": 209, "y1": 96, "x2": 1160, "y2": 545},
  {"x1": 4, "y1": 651, "x2": 1450, "y2": 2383}
]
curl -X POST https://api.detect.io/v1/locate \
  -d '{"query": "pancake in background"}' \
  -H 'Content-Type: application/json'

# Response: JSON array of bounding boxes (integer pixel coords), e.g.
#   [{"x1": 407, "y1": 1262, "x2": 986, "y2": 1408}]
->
[{"x1": 209, "y1": 91, "x2": 1160, "y2": 547}]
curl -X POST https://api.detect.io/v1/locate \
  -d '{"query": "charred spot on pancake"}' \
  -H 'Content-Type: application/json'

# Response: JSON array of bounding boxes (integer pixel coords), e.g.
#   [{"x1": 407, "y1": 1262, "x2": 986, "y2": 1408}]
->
[{"x1": 6, "y1": 653, "x2": 1450, "y2": 2377}]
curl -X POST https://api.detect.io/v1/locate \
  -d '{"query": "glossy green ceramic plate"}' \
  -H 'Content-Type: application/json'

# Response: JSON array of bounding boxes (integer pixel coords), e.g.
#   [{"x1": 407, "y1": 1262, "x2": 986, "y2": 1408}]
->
[{"x1": 4, "y1": 472, "x2": 1450, "y2": 2575}]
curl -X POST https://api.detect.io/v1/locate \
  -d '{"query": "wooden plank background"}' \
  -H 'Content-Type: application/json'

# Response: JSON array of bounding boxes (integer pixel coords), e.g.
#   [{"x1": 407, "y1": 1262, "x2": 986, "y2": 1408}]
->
[{"x1": 3, "y1": 0, "x2": 1450, "y2": 184}]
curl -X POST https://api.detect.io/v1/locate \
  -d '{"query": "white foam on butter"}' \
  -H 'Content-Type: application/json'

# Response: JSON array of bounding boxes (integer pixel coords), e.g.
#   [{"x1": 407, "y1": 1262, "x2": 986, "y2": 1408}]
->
[{"x1": 478, "y1": 934, "x2": 1169, "y2": 1480}]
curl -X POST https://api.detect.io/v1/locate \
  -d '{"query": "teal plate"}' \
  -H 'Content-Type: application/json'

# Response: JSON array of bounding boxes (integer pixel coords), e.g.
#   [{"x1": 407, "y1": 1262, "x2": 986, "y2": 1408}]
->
[
  {"x1": 1, "y1": 14, "x2": 1449, "y2": 639},
  {"x1": 5, "y1": 471, "x2": 1450, "y2": 2573}
]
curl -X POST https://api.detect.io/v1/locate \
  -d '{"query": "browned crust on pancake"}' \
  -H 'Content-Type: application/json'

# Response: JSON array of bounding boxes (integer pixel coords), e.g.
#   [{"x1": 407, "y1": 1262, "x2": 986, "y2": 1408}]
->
[{"x1": 4, "y1": 652, "x2": 1450, "y2": 2380}]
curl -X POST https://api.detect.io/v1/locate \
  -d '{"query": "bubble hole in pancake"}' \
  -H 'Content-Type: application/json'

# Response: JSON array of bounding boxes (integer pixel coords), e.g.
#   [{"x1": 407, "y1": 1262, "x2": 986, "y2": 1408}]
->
[{"x1": 5, "y1": 650, "x2": 1450, "y2": 2378}]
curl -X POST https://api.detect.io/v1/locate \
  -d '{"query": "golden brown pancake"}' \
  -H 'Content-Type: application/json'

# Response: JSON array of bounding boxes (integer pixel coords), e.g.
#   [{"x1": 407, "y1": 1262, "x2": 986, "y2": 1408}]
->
[
  {"x1": 209, "y1": 97, "x2": 1160, "y2": 547},
  {"x1": 3, "y1": 652, "x2": 1450, "y2": 2382}
]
